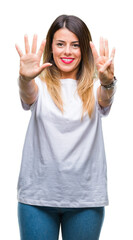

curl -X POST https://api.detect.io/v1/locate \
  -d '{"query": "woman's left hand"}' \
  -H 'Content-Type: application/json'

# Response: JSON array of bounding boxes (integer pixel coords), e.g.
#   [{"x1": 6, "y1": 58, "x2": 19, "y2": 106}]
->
[{"x1": 90, "y1": 37, "x2": 115, "y2": 85}]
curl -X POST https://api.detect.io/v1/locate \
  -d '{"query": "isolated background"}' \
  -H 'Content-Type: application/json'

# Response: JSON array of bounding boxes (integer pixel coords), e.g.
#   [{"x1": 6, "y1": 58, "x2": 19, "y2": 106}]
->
[{"x1": 0, "y1": 0, "x2": 133, "y2": 239}]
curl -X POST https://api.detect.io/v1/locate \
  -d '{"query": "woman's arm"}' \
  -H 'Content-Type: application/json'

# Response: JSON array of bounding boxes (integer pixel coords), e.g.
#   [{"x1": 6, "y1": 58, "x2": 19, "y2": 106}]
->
[
  {"x1": 15, "y1": 34, "x2": 52, "y2": 105},
  {"x1": 90, "y1": 38, "x2": 116, "y2": 107},
  {"x1": 97, "y1": 77, "x2": 117, "y2": 107},
  {"x1": 18, "y1": 76, "x2": 38, "y2": 105}
]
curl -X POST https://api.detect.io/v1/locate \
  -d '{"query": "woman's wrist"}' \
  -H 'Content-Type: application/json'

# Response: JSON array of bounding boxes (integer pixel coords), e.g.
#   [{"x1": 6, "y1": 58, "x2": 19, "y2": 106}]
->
[
  {"x1": 98, "y1": 77, "x2": 117, "y2": 107},
  {"x1": 100, "y1": 76, "x2": 117, "y2": 89},
  {"x1": 19, "y1": 75, "x2": 34, "y2": 83}
]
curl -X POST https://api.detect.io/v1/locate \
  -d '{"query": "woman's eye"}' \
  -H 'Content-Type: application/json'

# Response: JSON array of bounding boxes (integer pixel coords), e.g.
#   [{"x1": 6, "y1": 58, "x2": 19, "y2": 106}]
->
[
  {"x1": 57, "y1": 43, "x2": 63, "y2": 47},
  {"x1": 73, "y1": 44, "x2": 80, "y2": 48}
]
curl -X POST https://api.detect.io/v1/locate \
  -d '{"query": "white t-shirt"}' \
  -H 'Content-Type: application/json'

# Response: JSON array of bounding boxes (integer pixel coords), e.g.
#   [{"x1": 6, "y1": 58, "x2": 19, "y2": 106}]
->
[{"x1": 17, "y1": 77, "x2": 111, "y2": 207}]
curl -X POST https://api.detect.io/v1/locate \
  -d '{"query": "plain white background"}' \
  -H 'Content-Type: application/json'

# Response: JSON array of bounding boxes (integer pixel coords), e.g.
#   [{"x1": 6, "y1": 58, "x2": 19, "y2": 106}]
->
[{"x1": 0, "y1": 0, "x2": 133, "y2": 239}]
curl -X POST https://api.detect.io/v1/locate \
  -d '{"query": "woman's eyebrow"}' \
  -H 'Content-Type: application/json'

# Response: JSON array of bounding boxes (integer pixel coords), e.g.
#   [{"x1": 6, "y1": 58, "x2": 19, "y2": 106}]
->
[
  {"x1": 72, "y1": 41, "x2": 79, "y2": 43},
  {"x1": 56, "y1": 40, "x2": 79, "y2": 43},
  {"x1": 56, "y1": 40, "x2": 65, "y2": 42}
]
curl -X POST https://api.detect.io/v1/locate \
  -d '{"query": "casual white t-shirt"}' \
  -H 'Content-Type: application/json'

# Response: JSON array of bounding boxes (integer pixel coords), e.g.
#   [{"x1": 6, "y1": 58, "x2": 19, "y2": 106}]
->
[{"x1": 17, "y1": 77, "x2": 111, "y2": 207}]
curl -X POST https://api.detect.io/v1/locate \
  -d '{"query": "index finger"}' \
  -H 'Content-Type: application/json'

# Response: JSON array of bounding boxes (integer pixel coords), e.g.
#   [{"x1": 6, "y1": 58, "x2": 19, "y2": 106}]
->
[
  {"x1": 90, "y1": 41, "x2": 99, "y2": 63},
  {"x1": 99, "y1": 37, "x2": 105, "y2": 56},
  {"x1": 37, "y1": 39, "x2": 46, "y2": 59}
]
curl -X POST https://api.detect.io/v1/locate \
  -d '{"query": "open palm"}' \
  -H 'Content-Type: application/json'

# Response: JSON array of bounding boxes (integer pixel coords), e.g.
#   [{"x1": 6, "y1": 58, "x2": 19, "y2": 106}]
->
[
  {"x1": 90, "y1": 37, "x2": 115, "y2": 85},
  {"x1": 15, "y1": 34, "x2": 52, "y2": 81}
]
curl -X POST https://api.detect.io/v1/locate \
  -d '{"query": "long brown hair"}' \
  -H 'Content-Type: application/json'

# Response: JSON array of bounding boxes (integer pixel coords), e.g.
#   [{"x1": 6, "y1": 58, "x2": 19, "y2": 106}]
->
[{"x1": 40, "y1": 15, "x2": 96, "y2": 119}]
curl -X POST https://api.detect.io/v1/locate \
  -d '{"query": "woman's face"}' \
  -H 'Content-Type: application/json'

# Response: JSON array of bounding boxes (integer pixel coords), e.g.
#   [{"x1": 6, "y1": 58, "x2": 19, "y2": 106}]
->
[{"x1": 52, "y1": 28, "x2": 81, "y2": 79}]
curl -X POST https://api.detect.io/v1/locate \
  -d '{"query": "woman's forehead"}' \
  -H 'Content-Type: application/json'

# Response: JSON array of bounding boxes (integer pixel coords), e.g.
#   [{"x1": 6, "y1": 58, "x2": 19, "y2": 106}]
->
[{"x1": 53, "y1": 28, "x2": 79, "y2": 42}]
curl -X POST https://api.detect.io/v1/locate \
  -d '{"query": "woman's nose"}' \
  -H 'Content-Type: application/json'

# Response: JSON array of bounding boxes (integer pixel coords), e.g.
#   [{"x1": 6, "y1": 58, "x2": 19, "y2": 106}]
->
[{"x1": 64, "y1": 44, "x2": 71, "y2": 55}]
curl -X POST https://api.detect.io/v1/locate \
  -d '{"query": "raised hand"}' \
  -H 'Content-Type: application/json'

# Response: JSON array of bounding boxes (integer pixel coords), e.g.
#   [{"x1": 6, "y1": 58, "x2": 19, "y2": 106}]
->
[
  {"x1": 90, "y1": 37, "x2": 115, "y2": 85},
  {"x1": 15, "y1": 34, "x2": 52, "y2": 81}
]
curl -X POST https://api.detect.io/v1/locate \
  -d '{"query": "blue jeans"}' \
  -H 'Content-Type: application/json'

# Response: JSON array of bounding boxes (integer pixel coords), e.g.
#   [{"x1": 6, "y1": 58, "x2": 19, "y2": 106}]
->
[{"x1": 18, "y1": 202, "x2": 105, "y2": 240}]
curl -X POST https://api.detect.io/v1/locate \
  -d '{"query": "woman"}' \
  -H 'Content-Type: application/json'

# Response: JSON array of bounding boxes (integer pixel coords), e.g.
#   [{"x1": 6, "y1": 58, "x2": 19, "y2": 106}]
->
[{"x1": 15, "y1": 15, "x2": 116, "y2": 240}]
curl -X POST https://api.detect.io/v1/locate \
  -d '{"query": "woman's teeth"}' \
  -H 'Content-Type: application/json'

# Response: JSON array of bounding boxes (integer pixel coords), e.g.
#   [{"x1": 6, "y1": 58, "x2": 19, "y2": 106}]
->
[{"x1": 61, "y1": 58, "x2": 74, "y2": 63}]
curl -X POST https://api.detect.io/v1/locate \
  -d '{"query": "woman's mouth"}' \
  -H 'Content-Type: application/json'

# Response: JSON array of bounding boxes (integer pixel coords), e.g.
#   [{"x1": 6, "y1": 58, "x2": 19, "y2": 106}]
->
[{"x1": 61, "y1": 58, "x2": 74, "y2": 64}]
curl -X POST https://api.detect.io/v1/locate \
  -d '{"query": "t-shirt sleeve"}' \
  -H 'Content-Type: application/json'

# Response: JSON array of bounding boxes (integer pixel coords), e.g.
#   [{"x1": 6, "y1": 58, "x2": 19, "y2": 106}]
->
[
  {"x1": 93, "y1": 79, "x2": 112, "y2": 117},
  {"x1": 20, "y1": 77, "x2": 41, "y2": 111}
]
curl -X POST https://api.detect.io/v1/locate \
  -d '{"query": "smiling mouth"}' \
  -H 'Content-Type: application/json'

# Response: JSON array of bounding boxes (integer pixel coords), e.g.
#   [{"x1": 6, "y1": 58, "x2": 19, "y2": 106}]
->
[{"x1": 61, "y1": 58, "x2": 74, "y2": 64}]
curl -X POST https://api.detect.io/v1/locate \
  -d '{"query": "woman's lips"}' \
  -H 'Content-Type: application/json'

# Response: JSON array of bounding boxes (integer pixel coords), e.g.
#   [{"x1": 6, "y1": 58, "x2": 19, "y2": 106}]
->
[{"x1": 61, "y1": 58, "x2": 74, "y2": 64}]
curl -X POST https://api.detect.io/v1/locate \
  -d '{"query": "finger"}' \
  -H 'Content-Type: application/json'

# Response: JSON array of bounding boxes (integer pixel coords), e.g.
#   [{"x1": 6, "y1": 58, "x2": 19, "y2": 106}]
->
[
  {"x1": 100, "y1": 37, "x2": 105, "y2": 56},
  {"x1": 110, "y1": 47, "x2": 115, "y2": 61},
  {"x1": 104, "y1": 39, "x2": 109, "y2": 58},
  {"x1": 24, "y1": 34, "x2": 30, "y2": 54},
  {"x1": 15, "y1": 44, "x2": 23, "y2": 57},
  {"x1": 31, "y1": 34, "x2": 37, "y2": 53},
  {"x1": 90, "y1": 41, "x2": 99, "y2": 62},
  {"x1": 37, "y1": 39, "x2": 46, "y2": 59},
  {"x1": 99, "y1": 58, "x2": 112, "y2": 73},
  {"x1": 38, "y1": 62, "x2": 52, "y2": 74}
]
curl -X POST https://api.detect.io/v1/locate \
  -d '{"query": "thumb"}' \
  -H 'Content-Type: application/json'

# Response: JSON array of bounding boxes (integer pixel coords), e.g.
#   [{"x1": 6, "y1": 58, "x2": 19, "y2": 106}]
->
[
  {"x1": 99, "y1": 58, "x2": 112, "y2": 73},
  {"x1": 39, "y1": 62, "x2": 52, "y2": 74}
]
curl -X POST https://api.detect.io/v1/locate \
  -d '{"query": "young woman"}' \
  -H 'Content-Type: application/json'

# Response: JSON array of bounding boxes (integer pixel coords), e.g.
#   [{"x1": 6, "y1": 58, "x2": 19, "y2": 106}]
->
[{"x1": 15, "y1": 14, "x2": 116, "y2": 240}]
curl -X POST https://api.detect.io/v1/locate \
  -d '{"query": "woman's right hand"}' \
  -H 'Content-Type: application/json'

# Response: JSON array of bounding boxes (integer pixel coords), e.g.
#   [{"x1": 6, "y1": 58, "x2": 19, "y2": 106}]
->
[{"x1": 15, "y1": 34, "x2": 52, "y2": 82}]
